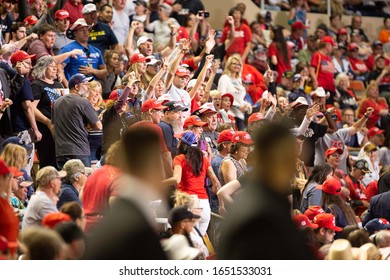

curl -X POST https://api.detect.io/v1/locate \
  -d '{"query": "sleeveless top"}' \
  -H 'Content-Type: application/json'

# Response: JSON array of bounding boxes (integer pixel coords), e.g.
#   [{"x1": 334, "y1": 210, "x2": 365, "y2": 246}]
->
[{"x1": 218, "y1": 154, "x2": 248, "y2": 186}]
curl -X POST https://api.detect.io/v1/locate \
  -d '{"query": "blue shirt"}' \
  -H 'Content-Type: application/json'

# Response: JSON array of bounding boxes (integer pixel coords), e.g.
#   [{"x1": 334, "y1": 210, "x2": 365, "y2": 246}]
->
[
  {"x1": 10, "y1": 74, "x2": 34, "y2": 132},
  {"x1": 211, "y1": 154, "x2": 224, "y2": 181},
  {"x1": 57, "y1": 182, "x2": 81, "y2": 209},
  {"x1": 60, "y1": 41, "x2": 105, "y2": 80}
]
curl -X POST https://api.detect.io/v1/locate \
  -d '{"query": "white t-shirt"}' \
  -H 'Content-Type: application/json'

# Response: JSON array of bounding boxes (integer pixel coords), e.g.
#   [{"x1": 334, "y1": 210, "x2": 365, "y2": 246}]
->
[
  {"x1": 147, "y1": 18, "x2": 179, "y2": 48},
  {"x1": 112, "y1": 8, "x2": 130, "y2": 45},
  {"x1": 167, "y1": 84, "x2": 191, "y2": 120}
]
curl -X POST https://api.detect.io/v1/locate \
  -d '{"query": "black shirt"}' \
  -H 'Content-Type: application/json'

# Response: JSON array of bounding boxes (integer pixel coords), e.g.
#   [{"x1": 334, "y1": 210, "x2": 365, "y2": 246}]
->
[
  {"x1": 172, "y1": 0, "x2": 205, "y2": 26},
  {"x1": 31, "y1": 80, "x2": 63, "y2": 119},
  {"x1": 88, "y1": 21, "x2": 119, "y2": 54},
  {"x1": 158, "y1": 121, "x2": 177, "y2": 157}
]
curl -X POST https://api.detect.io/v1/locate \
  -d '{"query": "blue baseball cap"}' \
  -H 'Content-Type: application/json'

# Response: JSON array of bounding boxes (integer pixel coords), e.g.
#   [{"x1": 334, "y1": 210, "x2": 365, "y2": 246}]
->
[
  {"x1": 364, "y1": 218, "x2": 390, "y2": 235},
  {"x1": 68, "y1": 74, "x2": 93, "y2": 89},
  {"x1": 181, "y1": 131, "x2": 197, "y2": 146}
]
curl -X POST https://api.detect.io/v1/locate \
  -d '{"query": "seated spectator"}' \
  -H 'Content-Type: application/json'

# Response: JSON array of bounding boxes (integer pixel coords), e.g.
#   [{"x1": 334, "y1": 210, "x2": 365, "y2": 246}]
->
[
  {"x1": 335, "y1": 73, "x2": 357, "y2": 110},
  {"x1": 347, "y1": 43, "x2": 369, "y2": 82},
  {"x1": 346, "y1": 16, "x2": 370, "y2": 42},
  {"x1": 315, "y1": 24, "x2": 329, "y2": 40},
  {"x1": 265, "y1": 0, "x2": 290, "y2": 11},
  {"x1": 57, "y1": 159, "x2": 90, "y2": 209},
  {"x1": 60, "y1": 201, "x2": 86, "y2": 231},
  {"x1": 366, "y1": 40, "x2": 384, "y2": 71},
  {"x1": 332, "y1": 43, "x2": 352, "y2": 77},
  {"x1": 22, "y1": 166, "x2": 66, "y2": 230},
  {"x1": 328, "y1": 14, "x2": 343, "y2": 38},
  {"x1": 298, "y1": 34, "x2": 317, "y2": 67},
  {"x1": 359, "y1": 143, "x2": 380, "y2": 186},
  {"x1": 350, "y1": 29, "x2": 372, "y2": 61},
  {"x1": 379, "y1": 17, "x2": 390, "y2": 44},
  {"x1": 313, "y1": 213, "x2": 342, "y2": 248},
  {"x1": 366, "y1": 55, "x2": 390, "y2": 99},
  {"x1": 337, "y1": 28, "x2": 348, "y2": 45},
  {"x1": 269, "y1": 25, "x2": 292, "y2": 84},
  {"x1": 54, "y1": 222, "x2": 86, "y2": 260}
]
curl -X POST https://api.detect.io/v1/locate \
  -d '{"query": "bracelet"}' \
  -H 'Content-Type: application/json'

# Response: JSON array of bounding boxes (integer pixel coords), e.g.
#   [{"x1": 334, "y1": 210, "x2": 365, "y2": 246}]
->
[
  {"x1": 364, "y1": 114, "x2": 369, "y2": 119},
  {"x1": 170, "y1": 32, "x2": 176, "y2": 36}
]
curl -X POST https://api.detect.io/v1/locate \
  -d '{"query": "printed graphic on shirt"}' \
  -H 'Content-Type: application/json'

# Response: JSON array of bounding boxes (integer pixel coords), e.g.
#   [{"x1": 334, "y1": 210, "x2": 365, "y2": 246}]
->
[
  {"x1": 44, "y1": 87, "x2": 61, "y2": 107},
  {"x1": 321, "y1": 60, "x2": 335, "y2": 73}
]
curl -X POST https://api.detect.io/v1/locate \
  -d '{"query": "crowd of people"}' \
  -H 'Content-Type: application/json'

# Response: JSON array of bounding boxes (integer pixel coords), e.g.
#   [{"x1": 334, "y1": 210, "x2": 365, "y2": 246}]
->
[{"x1": 1, "y1": 0, "x2": 390, "y2": 261}]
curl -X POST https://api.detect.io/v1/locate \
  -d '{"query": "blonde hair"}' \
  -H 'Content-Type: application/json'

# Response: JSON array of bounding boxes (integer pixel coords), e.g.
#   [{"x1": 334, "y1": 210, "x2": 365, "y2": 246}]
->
[
  {"x1": 0, "y1": 143, "x2": 28, "y2": 169},
  {"x1": 88, "y1": 81, "x2": 105, "y2": 108},
  {"x1": 335, "y1": 73, "x2": 350, "y2": 88},
  {"x1": 210, "y1": 90, "x2": 221, "y2": 99},
  {"x1": 223, "y1": 54, "x2": 242, "y2": 79},
  {"x1": 365, "y1": 80, "x2": 378, "y2": 98}
]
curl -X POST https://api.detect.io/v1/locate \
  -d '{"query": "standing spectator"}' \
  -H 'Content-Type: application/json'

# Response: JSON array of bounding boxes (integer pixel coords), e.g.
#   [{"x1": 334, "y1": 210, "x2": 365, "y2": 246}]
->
[
  {"x1": 31, "y1": 56, "x2": 63, "y2": 168},
  {"x1": 287, "y1": 21, "x2": 307, "y2": 60},
  {"x1": 212, "y1": 130, "x2": 234, "y2": 182},
  {"x1": 63, "y1": 0, "x2": 84, "y2": 25},
  {"x1": 171, "y1": 0, "x2": 205, "y2": 27},
  {"x1": 165, "y1": 131, "x2": 220, "y2": 235},
  {"x1": 309, "y1": 36, "x2": 336, "y2": 104},
  {"x1": 59, "y1": 18, "x2": 107, "y2": 83},
  {"x1": 145, "y1": 3, "x2": 179, "y2": 51},
  {"x1": 83, "y1": 3, "x2": 119, "y2": 54},
  {"x1": 53, "y1": 10, "x2": 73, "y2": 55},
  {"x1": 52, "y1": 73, "x2": 102, "y2": 169},
  {"x1": 218, "y1": 54, "x2": 251, "y2": 130},
  {"x1": 378, "y1": 17, "x2": 390, "y2": 44},
  {"x1": 363, "y1": 189, "x2": 390, "y2": 225},
  {"x1": 0, "y1": 67, "x2": 12, "y2": 140},
  {"x1": 112, "y1": 0, "x2": 129, "y2": 45},
  {"x1": 22, "y1": 166, "x2": 66, "y2": 230},
  {"x1": 9, "y1": 51, "x2": 42, "y2": 175},
  {"x1": 221, "y1": 8, "x2": 252, "y2": 61},
  {"x1": 315, "y1": 23, "x2": 328, "y2": 40},
  {"x1": 298, "y1": 34, "x2": 317, "y2": 66},
  {"x1": 269, "y1": 25, "x2": 292, "y2": 84},
  {"x1": 98, "y1": 4, "x2": 114, "y2": 27},
  {"x1": 158, "y1": 101, "x2": 188, "y2": 157},
  {"x1": 288, "y1": 0, "x2": 309, "y2": 26},
  {"x1": 0, "y1": 0, "x2": 14, "y2": 43},
  {"x1": 99, "y1": 50, "x2": 121, "y2": 99},
  {"x1": 130, "y1": 0, "x2": 147, "y2": 23},
  {"x1": 358, "y1": 81, "x2": 389, "y2": 129},
  {"x1": 57, "y1": 159, "x2": 89, "y2": 209},
  {"x1": 328, "y1": 14, "x2": 343, "y2": 38}
]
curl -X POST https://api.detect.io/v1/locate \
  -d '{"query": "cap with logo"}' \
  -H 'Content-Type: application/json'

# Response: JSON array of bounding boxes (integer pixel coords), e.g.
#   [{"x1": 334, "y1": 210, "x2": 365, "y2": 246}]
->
[
  {"x1": 10, "y1": 50, "x2": 35, "y2": 66},
  {"x1": 146, "y1": 55, "x2": 162, "y2": 66},
  {"x1": 183, "y1": 115, "x2": 208, "y2": 129},
  {"x1": 191, "y1": 103, "x2": 217, "y2": 116},
  {"x1": 163, "y1": 101, "x2": 188, "y2": 112},
  {"x1": 367, "y1": 127, "x2": 384, "y2": 139},
  {"x1": 321, "y1": 36, "x2": 337, "y2": 46},
  {"x1": 282, "y1": 70, "x2": 294, "y2": 78},
  {"x1": 69, "y1": 18, "x2": 92, "y2": 32},
  {"x1": 175, "y1": 67, "x2": 190, "y2": 77},
  {"x1": 217, "y1": 130, "x2": 234, "y2": 143},
  {"x1": 68, "y1": 73, "x2": 93, "y2": 89},
  {"x1": 141, "y1": 99, "x2": 167, "y2": 112},
  {"x1": 23, "y1": 15, "x2": 38, "y2": 26},
  {"x1": 364, "y1": 218, "x2": 390, "y2": 235},
  {"x1": 290, "y1": 97, "x2": 309, "y2": 109},
  {"x1": 130, "y1": 53, "x2": 151, "y2": 66},
  {"x1": 313, "y1": 213, "x2": 342, "y2": 231},
  {"x1": 181, "y1": 131, "x2": 197, "y2": 146},
  {"x1": 248, "y1": 112, "x2": 265, "y2": 124},
  {"x1": 316, "y1": 178, "x2": 342, "y2": 195},
  {"x1": 325, "y1": 147, "x2": 343, "y2": 157},
  {"x1": 310, "y1": 87, "x2": 328, "y2": 98},
  {"x1": 292, "y1": 214, "x2": 319, "y2": 229},
  {"x1": 353, "y1": 159, "x2": 371, "y2": 173},
  {"x1": 168, "y1": 206, "x2": 201, "y2": 226},
  {"x1": 82, "y1": 3, "x2": 97, "y2": 14},
  {"x1": 63, "y1": 159, "x2": 92, "y2": 177},
  {"x1": 55, "y1": 9, "x2": 70, "y2": 20},
  {"x1": 304, "y1": 206, "x2": 325, "y2": 221},
  {"x1": 232, "y1": 131, "x2": 254, "y2": 145}
]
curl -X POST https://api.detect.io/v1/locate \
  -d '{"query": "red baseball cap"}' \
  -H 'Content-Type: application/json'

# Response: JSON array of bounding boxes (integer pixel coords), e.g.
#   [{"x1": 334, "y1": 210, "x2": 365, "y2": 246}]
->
[
  {"x1": 321, "y1": 36, "x2": 337, "y2": 46},
  {"x1": 0, "y1": 159, "x2": 11, "y2": 176},
  {"x1": 221, "y1": 93, "x2": 234, "y2": 107},
  {"x1": 348, "y1": 43, "x2": 359, "y2": 51},
  {"x1": 130, "y1": 53, "x2": 151, "y2": 66},
  {"x1": 313, "y1": 213, "x2": 342, "y2": 231},
  {"x1": 304, "y1": 206, "x2": 325, "y2": 221},
  {"x1": 293, "y1": 214, "x2": 318, "y2": 229},
  {"x1": 291, "y1": 21, "x2": 307, "y2": 30},
  {"x1": 141, "y1": 99, "x2": 167, "y2": 112},
  {"x1": 338, "y1": 28, "x2": 348, "y2": 35},
  {"x1": 8, "y1": 166, "x2": 24, "y2": 178},
  {"x1": 10, "y1": 50, "x2": 35, "y2": 66},
  {"x1": 175, "y1": 68, "x2": 190, "y2": 77},
  {"x1": 217, "y1": 130, "x2": 234, "y2": 143},
  {"x1": 248, "y1": 112, "x2": 265, "y2": 124},
  {"x1": 108, "y1": 89, "x2": 132, "y2": 101},
  {"x1": 232, "y1": 131, "x2": 254, "y2": 145},
  {"x1": 55, "y1": 10, "x2": 70, "y2": 20},
  {"x1": 23, "y1": 15, "x2": 38, "y2": 27},
  {"x1": 325, "y1": 147, "x2": 343, "y2": 158},
  {"x1": 367, "y1": 127, "x2": 384, "y2": 139},
  {"x1": 316, "y1": 178, "x2": 342, "y2": 195},
  {"x1": 183, "y1": 116, "x2": 208, "y2": 128},
  {"x1": 42, "y1": 212, "x2": 72, "y2": 229}
]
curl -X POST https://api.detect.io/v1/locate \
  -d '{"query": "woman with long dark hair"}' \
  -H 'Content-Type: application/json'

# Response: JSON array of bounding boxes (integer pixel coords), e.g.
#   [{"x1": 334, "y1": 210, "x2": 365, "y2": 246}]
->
[
  {"x1": 318, "y1": 178, "x2": 358, "y2": 230},
  {"x1": 268, "y1": 25, "x2": 292, "y2": 83},
  {"x1": 166, "y1": 131, "x2": 220, "y2": 236},
  {"x1": 300, "y1": 163, "x2": 333, "y2": 213}
]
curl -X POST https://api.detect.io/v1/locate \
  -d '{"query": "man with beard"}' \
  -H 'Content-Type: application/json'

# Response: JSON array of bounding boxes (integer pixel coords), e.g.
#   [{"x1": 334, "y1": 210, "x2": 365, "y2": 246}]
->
[
  {"x1": 22, "y1": 166, "x2": 66, "y2": 230},
  {"x1": 52, "y1": 74, "x2": 102, "y2": 169},
  {"x1": 0, "y1": 0, "x2": 15, "y2": 43}
]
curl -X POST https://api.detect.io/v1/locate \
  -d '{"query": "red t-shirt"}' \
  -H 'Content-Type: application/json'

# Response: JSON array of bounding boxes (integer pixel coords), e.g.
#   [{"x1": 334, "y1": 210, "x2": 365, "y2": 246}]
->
[
  {"x1": 242, "y1": 64, "x2": 266, "y2": 103},
  {"x1": 82, "y1": 165, "x2": 121, "y2": 232},
  {"x1": 366, "y1": 54, "x2": 375, "y2": 71},
  {"x1": 177, "y1": 27, "x2": 199, "y2": 43},
  {"x1": 221, "y1": 24, "x2": 252, "y2": 58},
  {"x1": 131, "y1": 120, "x2": 169, "y2": 152},
  {"x1": 0, "y1": 197, "x2": 19, "y2": 253},
  {"x1": 348, "y1": 57, "x2": 369, "y2": 74},
  {"x1": 268, "y1": 42, "x2": 292, "y2": 84},
  {"x1": 358, "y1": 98, "x2": 388, "y2": 128},
  {"x1": 63, "y1": 0, "x2": 84, "y2": 25},
  {"x1": 310, "y1": 51, "x2": 335, "y2": 92},
  {"x1": 191, "y1": 99, "x2": 200, "y2": 113},
  {"x1": 365, "y1": 181, "x2": 378, "y2": 201},
  {"x1": 173, "y1": 154, "x2": 210, "y2": 199}
]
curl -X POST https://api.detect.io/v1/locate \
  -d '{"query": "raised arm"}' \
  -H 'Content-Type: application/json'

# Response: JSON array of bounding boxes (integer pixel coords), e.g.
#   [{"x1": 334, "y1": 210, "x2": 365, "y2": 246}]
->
[
  {"x1": 224, "y1": 15, "x2": 235, "y2": 51},
  {"x1": 125, "y1": 21, "x2": 139, "y2": 58},
  {"x1": 165, "y1": 39, "x2": 189, "y2": 90},
  {"x1": 161, "y1": 23, "x2": 179, "y2": 58},
  {"x1": 349, "y1": 107, "x2": 373, "y2": 135},
  {"x1": 189, "y1": 54, "x2": 214, "y2": 99},
  {"x1": 145, "y1": 58, "x2": 168, "y2": 99}
]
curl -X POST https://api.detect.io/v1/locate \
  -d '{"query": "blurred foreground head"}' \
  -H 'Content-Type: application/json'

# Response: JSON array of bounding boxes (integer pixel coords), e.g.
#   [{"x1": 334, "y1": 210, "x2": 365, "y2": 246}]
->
[
  {"x1": 122, "y1": 126, "x2": 164, "y2": 192},
  {"x1": 254, "y1": 122, "x2": 297, "y2": 195}
]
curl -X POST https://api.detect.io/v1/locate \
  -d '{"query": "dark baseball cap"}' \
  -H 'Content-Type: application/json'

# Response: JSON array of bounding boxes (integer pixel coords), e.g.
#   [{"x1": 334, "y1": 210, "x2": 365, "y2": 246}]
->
[
  {"x1": 353, "y1": 159, "x2": 371, "y2": 173},
  {"x1": 163, "y1": 101, "x2": 188, "y2": 112},
  {"x1": 168, "y1": 206, "x2": 200, "y2": 226}
]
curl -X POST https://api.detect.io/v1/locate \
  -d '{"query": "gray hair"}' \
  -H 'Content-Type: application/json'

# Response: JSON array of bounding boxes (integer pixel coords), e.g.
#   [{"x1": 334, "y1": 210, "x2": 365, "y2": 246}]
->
[
  {"x1": 32, "y1": 56, "x2": 57, "y2": 80},
  {"x1": 63, "y1": 159, "x2": 85, "y2": 184}
]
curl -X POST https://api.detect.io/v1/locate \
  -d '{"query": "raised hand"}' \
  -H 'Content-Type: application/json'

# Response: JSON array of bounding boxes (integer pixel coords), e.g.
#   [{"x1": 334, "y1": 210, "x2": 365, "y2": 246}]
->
[{"x1": 306, "y1": 103, "x2": 320, "y2": 119}]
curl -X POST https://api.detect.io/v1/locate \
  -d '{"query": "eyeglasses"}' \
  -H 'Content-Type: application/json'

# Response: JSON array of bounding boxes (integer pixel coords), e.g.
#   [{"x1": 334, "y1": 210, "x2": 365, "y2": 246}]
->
[
  {"x1": 342, "y1": 114, "x2": 354, "y2": 117},
  {"x1": 231, "y1": 63, "x2": 241, "y2": 67}
]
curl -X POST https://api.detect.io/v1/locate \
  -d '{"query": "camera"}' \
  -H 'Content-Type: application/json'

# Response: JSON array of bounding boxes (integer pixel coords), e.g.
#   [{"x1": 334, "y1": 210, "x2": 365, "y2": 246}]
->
[{"x1": 198, "y1": 11, "x2": 210, "y2": 18}]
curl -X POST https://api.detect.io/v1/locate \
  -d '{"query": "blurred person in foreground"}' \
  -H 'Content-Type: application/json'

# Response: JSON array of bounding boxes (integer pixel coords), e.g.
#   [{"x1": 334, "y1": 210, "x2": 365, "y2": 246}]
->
[
  {"x1": 84, "y1": 126, "x2": 167, "y2": 259},
  {"x1": 218, "y1": 123, "x2": 316, "y2": 259}
]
